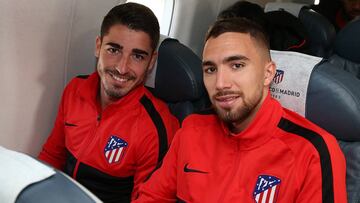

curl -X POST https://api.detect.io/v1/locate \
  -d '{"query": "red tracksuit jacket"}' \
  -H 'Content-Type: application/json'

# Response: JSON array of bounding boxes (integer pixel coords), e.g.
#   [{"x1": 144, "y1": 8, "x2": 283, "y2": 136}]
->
[
  {"x1": 38, "y1": 72, "x2": 179, "y2": 203},
  {"x1": 134, "y1": 94, "x2": 347, "y2": 203}
]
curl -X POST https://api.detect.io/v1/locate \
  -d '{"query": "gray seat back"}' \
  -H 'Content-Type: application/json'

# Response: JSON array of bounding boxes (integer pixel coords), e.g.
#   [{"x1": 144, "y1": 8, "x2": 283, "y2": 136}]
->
[
  {"x1": 271, "y1": 50, "x2": 360, "y2": 202},
  {"x1": 298, "y1": 8, "x2": 336, "y2": 58},
  {"x1": 265, "y1": 2, "x2": 336, "y2": 57},
  {"x1": 307, "y1": 61, "x2": 360, "y2": 203},
  {"x1": 329, "y1": 18, "x2": 360, "y2": 78},
  {"x1": 146, "y1": 38, "x2": 210, "y2": 123}
]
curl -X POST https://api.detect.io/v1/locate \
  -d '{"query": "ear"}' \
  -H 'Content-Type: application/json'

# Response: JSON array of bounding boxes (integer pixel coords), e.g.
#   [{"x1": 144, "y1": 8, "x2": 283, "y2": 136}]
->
[
  {"x1": 147, "y1": 51, "x2": 158, "y2": 72},
  {"x1": 264, "y1": 61, "x2": 276, "y2": 86},
  {"x1": 95, "y1": 36, "x2": 101, "y2": 58}
]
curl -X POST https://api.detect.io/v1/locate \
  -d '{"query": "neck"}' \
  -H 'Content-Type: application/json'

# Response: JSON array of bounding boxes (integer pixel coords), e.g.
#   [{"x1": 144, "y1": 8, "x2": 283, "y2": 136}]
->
[
  {"x1": 98, "y1": 87, "x2": 119, "y2": 110},
  {"x1": 230, "y1": 116, "x2": 254, "y2": 134},
  {"x1": 230, "y1": 90, "x2": 268, "y2": 134}
]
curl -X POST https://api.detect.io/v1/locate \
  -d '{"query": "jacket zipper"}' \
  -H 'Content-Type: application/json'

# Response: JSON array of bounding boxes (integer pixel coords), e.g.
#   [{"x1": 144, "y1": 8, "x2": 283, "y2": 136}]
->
[
  {"x1": 218, "y1": 140, "x2": 241, "y2": 202},
  {"x1": 72, "y1": 113, "x2": 102, "y2": 179}
]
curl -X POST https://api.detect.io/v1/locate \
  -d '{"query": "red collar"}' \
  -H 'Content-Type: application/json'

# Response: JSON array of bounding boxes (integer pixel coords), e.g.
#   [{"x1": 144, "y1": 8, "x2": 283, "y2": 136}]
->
[
  {"x1": 77, "y1": 72, "x2": 147, "y2": 113},
  {"x1": 220, "y1": 93, "x2": 283, "y2": 150}
]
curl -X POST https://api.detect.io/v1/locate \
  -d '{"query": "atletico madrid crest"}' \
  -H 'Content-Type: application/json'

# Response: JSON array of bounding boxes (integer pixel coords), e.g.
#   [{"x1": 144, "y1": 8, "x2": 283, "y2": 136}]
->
[
  {"x1": 104, "y1": 135, "x2": 128, "y2": 164},
  {"x1": 273, "y1": 69, "x2": 284, "y2": 84},
  {"x1": 253, "y1": 175, "x2": 281, "y2": 203}
]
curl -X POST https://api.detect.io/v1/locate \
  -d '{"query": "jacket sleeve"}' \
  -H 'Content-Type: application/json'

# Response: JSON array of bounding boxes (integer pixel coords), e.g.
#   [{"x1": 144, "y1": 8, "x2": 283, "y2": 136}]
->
[
  {"x1": 38, "y1": 89, "x2": 67, "y2": 170},
  {"x1": 132, "y1": 130, "x2": 181, "y2": 203},
  {"x1": 295, "y1": 134, "x2": 348, "y2": 203},
  {"x1": 131, "y1": 110, "x2": 179, "y2": 201}
]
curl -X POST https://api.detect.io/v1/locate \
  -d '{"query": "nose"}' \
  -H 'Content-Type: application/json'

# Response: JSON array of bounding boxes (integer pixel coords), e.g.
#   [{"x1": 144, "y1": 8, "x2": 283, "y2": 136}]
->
[
  {"x1": 215, "y1": 67, "x2": 231, "y2": 90},
  {"x1": 115, "y1": 55, "x2": 130, "y2": 74}
]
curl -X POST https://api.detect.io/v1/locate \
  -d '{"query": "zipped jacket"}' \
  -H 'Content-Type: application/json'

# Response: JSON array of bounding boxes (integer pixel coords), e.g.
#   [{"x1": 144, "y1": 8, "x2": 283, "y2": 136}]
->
[
  {"x1": 39, "y1": 72, "x2": 179, "y2": 203},
  {"x1": 134, "y1": 94, "x2": 347, "y2": 203}
]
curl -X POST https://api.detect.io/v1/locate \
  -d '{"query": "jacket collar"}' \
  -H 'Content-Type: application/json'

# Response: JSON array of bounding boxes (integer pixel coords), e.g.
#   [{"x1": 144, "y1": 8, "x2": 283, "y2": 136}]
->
[
  {"x1": 220, "y1": 93, "x2": 283, "y2": 150},
  {"x1": 77, "y1": 72, "x2": 147, "y2": 112}
]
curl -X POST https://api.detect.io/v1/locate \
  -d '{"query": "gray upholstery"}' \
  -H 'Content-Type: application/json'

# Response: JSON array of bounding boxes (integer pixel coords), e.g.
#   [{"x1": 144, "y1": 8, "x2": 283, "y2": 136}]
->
[
  {"x1": 305, "y1": 60, "x2": 360, "y2": 203},
  {"x1": 17, "y1": 171, "x2": 100, "y2": 203},
  {"x1": 148, "y1": 38, "x2": 210, "y2": 122},
  {"x1": 298, "y1": 8, "x2": 336, "y2": 58},
  {"x1": 320, "y1": 18, "x2": 360, "y2": 203},
  {"x1": 306, "y1": 61, "x2": 360, "y2": 141},
  {"x1": 329, "y1": 18, "x2": 360, "y2": 78},
  {"x1": 339, "y1": 141, "x2": 360, "y2": 203},
  {"x1": 333, "y1": 18, "x2": 360, "y2": 63}
]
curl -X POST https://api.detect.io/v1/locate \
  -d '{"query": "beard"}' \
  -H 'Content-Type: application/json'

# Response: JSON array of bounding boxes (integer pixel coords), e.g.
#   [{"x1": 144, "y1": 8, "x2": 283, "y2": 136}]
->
[
  {"x1": 103, "y1": 84, "x2": 124, "y2": 100},
  {"x1": 213, "y1": 90, "x2": 263, "y2": 125},
  {"x1": 100, "y1": 66, "x2": 139, "y2": 100}
]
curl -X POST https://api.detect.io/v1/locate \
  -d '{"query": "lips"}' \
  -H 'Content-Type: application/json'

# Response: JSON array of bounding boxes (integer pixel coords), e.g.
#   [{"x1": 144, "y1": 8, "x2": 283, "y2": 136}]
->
[
  {"x1": 107, "y1": 70, "x2": 134, "y2": 85},
  {"x1": 109, "y1": 72, "x2": 130, "y2": 82},
  {"x1": 214, "y1": 94, "x2": 240, "y2": 109}
]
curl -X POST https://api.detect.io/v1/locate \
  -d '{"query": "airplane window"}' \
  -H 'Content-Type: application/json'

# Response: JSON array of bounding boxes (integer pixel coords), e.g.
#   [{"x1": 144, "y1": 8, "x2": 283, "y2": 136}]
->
[{"x1": 125, "y1": 0, "x2": 174, "y2": 35}]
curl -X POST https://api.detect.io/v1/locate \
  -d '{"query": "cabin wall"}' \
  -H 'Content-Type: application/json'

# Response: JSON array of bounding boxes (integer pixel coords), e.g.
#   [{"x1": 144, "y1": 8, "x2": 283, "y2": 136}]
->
[
  {"x1": 169, "y1": 0, "x2": 219, "y2": 56},
  {"x1": 169, "y1": 0, "x2": 271, "y2": 57},
  {"x1": 0, "y1": 0, "x2": 283, "y2": 156},
  {"x1": 0, "y1": 0, "x2": 122, "y2": 156}
]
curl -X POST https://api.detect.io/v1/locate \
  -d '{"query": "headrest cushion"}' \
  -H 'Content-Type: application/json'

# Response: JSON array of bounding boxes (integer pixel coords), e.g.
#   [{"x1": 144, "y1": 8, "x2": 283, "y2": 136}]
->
[
  {"x1": 306, "y1": 62, "x2": 360, "y2": 141},
  {"x1": 150, "y1": 38, "x2": 206, "y2": 102},
  {"x1": 334, "y1": 19, "x2": 360, "y2": 63},
  {"x1": 298, "y1": 9, "x2": 336, "y2": 50}
]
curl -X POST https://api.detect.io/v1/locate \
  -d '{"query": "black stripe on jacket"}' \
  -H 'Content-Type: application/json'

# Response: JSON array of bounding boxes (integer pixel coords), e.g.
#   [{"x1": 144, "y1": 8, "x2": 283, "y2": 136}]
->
[
  {"x1": 277, "y1": 117, "x2": 334, "y2": 203},
  {"x1": 64, "y1": 151, "x2": 134, "y2": 203},
  {"x1": 140, "y1": 95, "x2": 168, "y2": 165}
]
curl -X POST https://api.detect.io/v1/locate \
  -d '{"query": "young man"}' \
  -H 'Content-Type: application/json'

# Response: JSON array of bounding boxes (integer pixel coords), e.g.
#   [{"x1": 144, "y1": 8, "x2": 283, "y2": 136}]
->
[
  {"x1": 133, "y1": 18, "x2": 347, "y2": 203},
  {"x1": 38, "y1": 3, "x2": 179, "y2": 203}
]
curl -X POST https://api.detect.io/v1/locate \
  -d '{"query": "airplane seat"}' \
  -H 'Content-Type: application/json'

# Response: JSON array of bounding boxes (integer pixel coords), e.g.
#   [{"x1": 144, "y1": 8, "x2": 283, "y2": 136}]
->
[
  {"x1": 0, "y1": 146, "x2": 101, "y2": 203},
  {"x1": 145, "y1": 37, "x2": 210, "y2": 123},
  {"x1": 270, "y1": 50, "x2": 360, "y2": 203},
  {"x1": 307, "y1": 61, "x2": 360, "y2": 203},
  {"x1": 298, "y1": 7, "x2": 336, "y2": 58},
  {"x1": 265, "y1": 2, "x2": 336, "y2": 58},
  {"x1": 329, "y1": 18, "x2": 360, "y2": 79}
]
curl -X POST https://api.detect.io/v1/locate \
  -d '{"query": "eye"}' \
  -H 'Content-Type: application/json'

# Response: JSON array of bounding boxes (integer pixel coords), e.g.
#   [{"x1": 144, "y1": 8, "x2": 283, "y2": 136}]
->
[
  {"x1": 107, "y1": 47, "x2": 120, "y2": 55},
  {"x1": 204, "y1": 66, "x2": 217, "y2": 74},
  {"x1": 232, "y1": 63, "x2": 245, "y2": 70},
  {"x1": 132, "y1": 54, "x2": 145, "y2": 61}
]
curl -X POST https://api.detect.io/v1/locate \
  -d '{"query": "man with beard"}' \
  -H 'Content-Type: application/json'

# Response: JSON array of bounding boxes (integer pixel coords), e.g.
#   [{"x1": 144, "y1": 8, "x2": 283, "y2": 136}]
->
[
  {"x1": 38, "y1": 3, "x2": 179, "y2": 203},
  {"x1": 133, "y1": 18, "x2": 347, "y2": 203}
]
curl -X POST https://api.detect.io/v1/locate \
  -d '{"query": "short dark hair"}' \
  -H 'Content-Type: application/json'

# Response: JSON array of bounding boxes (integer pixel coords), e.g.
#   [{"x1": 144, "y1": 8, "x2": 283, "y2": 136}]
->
[
  {"x1": 217, "y1": 1, "x2": 267, "y2": 29},
  {"x1": 100, "y1": 3, "x2": 160, "y2": 50},
  {"x1": 205, "y1": 17, "x2": 270, "y2": 52}
]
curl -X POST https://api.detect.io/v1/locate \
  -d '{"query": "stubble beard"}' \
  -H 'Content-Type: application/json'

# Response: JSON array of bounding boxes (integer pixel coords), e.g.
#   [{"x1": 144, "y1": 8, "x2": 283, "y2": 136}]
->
[
  {"x1": 214, "y1": 90, "x2": 263, "y2": 126},
  {"x1": 98, "y1": 60, "x2": 149, "y2": 101}
]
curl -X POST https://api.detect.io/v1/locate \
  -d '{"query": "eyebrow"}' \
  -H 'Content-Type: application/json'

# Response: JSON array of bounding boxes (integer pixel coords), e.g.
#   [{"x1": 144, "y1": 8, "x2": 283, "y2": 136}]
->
[
  {"x1": 132, "y1": 48, "x2": 149, "y2": 56},
  {"x1": 105, "y1": 43, "x2": 149, "y2": 56},
  {"x1": 202, "y1": 55, "x2": 249, "y2": 67},
  {"x1": 202, "y1": 60, "x2": 216, "y2": 67},
  {"x1": 106, "y1": 42, "x2": 122, "y2": 49},
  {"x1": 223, "y1": 55, "x2": 249, "y2": 63}
]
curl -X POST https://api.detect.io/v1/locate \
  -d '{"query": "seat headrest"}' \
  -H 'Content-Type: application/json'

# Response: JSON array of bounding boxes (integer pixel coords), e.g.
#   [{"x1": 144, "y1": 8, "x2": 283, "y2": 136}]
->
[
  {"x1": 270, "y1": 50, "x2": 360, "y2": 141},
  {"x1": 147, "y1": 38, "x2": 206, "y2": 103},
  {"x1": 333, "y1": 18, "x2": 360, "y2": 63},
  {"x1": 265, "y1": 2, "x2": 307, "y2": 17},
  {"x1": 306, "y1": 61, "x2": 360, "y2": 141},
  {"x1": 298, "y1": 8, "x2": 336, "y2": 57},
  {"x1": 270, "y1": 50, "x2": 322, "y2": 116}
]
